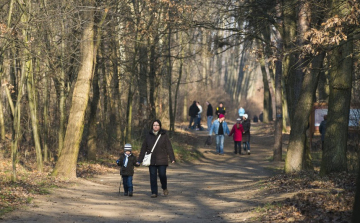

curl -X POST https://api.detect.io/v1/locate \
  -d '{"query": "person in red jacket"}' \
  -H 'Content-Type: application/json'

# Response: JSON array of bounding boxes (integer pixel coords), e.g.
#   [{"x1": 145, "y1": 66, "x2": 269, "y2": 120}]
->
[{"x1": 229, "y1": 118, "x2": 244, "y2": 154}]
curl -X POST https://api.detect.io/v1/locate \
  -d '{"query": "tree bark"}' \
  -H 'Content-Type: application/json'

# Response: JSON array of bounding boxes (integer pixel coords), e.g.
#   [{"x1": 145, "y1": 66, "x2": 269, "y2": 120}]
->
[
  {"x1": 52, "y1": 0, "x2": 95, "y2": 178},
  {"x1": 257, "y1": 40, "x2": 272, "y2": 123},
  {"x1": 27, "y1": 59, "x2": 43, "y2": 171},
  {"x1": 320, "y1": 1, "x2": 353, "y2": 175},
  {"x1": 285, "y1": 53, "x2": 325, "y2": 172}
]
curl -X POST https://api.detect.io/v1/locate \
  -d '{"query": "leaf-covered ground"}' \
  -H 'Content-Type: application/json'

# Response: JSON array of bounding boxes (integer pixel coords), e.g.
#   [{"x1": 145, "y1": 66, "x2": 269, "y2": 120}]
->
[{"x1": 255, "y1": 171, "x2": 356, "y2": 222}]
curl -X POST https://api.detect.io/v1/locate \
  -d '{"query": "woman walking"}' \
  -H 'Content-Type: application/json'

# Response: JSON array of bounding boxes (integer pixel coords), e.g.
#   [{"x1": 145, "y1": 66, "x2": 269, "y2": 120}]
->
[{"x1": 137, "y1": 120, "x2": 176, "y2": 198}]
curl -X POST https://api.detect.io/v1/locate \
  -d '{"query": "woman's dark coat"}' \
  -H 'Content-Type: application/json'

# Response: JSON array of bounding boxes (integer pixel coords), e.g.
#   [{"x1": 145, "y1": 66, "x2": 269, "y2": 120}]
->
[
  {"x1": 138, "y1": 129, "x2": 176, "y2": 166},
  {"x1": 242, "y1": 119, "x2": 251, "y2": 142},
  {"x1": 117, "y1": 153, "x2": 138, "y2": 176}
]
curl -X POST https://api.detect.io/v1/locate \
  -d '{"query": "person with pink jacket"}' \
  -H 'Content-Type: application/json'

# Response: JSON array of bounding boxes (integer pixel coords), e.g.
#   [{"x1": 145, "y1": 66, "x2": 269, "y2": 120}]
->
[{"x1": 229, "y1": 118, "x2": 244, "y2": 154}]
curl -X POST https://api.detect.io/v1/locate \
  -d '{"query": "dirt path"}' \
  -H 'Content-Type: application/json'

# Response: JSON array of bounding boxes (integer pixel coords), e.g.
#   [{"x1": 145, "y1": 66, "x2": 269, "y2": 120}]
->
[{"x1": 2, "y1": 122, "x2": 283, "y2": 223}]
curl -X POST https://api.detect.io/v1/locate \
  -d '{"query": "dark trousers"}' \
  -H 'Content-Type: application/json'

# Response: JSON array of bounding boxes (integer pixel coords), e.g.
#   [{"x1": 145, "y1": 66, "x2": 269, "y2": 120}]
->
[
  {"x1": 189, "y1": 116, "x2": 197, "y2": 129},
  {"x1": 149, "y1": 165, "x2": 167, "y2": 195},
  {"x1": 234, "y1": 141, "x2": 242, "y2": 154},
  {"x1": 122, "y1": 176, "x2": 133, "y2": 193}
]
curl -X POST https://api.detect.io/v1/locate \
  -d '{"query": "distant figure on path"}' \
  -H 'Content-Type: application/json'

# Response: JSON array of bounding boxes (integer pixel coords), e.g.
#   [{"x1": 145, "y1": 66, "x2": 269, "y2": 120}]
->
[
  {"x1": 229, "y1": 118, "x2": 244, "y2": 154},
  {"x1": 209, "y1": 114, "x2": 230, "y2": 155},
  {"x1": 188, "y1": 101, "x2": 200, "y2": 129},
  {"x1": 259, "y1": 112, "x2": 263, "y2": 122},
  {"x1": 196, "y1": 101, "x2": 203, "y2": 130},
  {"x1": 319, "y1": 115, "x2": 327, "y2": 150},
  {"x1": 206, "y1": 101, "x2": 213, "y2": 131},
  {"x1": 238, "y1": 106, "x2": 245, "y2": 120},
  {"x1": 242, "y1": 114, "x2": 251, "y2": 155},
  {"x1": 215, "y1": 102, "x2": 226, "y2": 118},
  {"x1": 137, "y1": 120, "x2": 176, "y2": 198}
]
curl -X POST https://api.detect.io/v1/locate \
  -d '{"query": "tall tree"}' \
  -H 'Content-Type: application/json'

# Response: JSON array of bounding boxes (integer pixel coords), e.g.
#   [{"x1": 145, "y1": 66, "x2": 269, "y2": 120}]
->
[
  {"x1": 52, "y1": 0, "x2": 95, "y2": 178},
  {"x1": 320, "y1": 0, "x2": 354, "y2": 175}
]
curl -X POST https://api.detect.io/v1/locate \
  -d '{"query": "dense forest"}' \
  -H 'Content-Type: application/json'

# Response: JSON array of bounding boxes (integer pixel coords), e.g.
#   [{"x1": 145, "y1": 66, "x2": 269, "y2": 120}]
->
[{"x1": 0, "y1": 0, "x2": 359, "y2": 220}]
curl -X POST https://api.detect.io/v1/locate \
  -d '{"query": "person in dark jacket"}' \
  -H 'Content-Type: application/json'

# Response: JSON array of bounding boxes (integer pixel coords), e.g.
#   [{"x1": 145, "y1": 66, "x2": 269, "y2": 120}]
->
[
  {"x1": 116, "y1": 143, "x2": 139, "y2": 196},
  {"x1": 242, "y1": 114, "x2": 251, "y2": 155},
  {"x1": 215, "y1": 102, "x2": 226, "y2": 118},
  {"x1": 137, "y1": 120, "x2": 176, "y2": 198},
  {"x1": 206, "y1": 101, "x2": 213, "y2": 130},
  {"x1": 188, "y1": 101, "x2": 200, "y2": 129}
]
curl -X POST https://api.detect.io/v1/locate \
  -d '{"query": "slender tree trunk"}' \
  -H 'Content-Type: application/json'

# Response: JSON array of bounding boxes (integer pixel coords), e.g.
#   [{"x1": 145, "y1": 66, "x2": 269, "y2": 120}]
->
[
  {"x1": 257, "y1": 40, "x2": 272, "y2": 122},
  {"x1": 0, "y1": 64, "x2": 5, "y2": 141},
  {"x1": 273, "y1": 1, "x2": 283, "y2": 161},
  {"x1": 126, "y1": 82, "x2": 133, "y2": 142},
  {"x1": 273, "y1": 53, "x2": 283, "y2": 161},
  {"x1": 52, "y1": 0, "x2": 95, "y2": 178},
  {"x1": 167, "y1": 25, "x2": 174, "y2": 133},
  {"x1": 42, "y1": 64, "x2": 49, "y2": 162},
  {"x1": 27, "y1": 59, "x2": 43, "y2": 171},
  {"x1": 87, "y1": 60, "x2": 100, "y2": 160},
  {"x1": 58, "y1": 17, "x2": 67, "y2": 158}
]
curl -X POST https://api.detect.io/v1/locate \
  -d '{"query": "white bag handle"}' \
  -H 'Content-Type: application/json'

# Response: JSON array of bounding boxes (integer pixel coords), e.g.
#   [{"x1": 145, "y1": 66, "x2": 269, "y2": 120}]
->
[{"x1": 149, "y1": 134, "x2": 161, "y2": 154}]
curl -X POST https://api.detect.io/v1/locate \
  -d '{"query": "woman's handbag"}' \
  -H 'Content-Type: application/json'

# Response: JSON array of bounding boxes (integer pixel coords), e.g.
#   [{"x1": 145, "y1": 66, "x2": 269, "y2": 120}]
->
[{"x1": 142, "y1": 134, "x2": 161, "y2": 166}]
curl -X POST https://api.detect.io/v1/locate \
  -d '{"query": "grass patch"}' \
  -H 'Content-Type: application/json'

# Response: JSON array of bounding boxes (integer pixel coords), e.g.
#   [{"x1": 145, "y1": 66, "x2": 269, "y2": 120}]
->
[
  {"x1": 0, "y1": 206, "x2": 15, "y2": 216},
  {"x1": 254, "y1": 202, "x2": 283, "y2": 213},
  {"x1": 172, "y1": 142, "x2": 204, "y2": 162}
]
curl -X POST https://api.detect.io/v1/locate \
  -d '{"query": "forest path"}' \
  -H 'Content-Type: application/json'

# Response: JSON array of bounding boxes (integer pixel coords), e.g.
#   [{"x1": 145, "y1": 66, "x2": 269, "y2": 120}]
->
[{"x1": 2, "y1": 122, "x2": 284, "y2": 223}]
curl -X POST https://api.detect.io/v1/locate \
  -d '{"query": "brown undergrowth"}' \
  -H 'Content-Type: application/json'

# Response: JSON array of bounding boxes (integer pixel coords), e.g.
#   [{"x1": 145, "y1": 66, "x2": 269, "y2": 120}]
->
[{"x1": 255, "y1": 171, "x2": 356, "y2": 222}]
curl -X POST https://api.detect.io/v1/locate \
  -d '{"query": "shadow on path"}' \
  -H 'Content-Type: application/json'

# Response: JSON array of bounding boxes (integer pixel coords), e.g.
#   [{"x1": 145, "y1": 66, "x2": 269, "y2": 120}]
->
[{"x1": 2, "y1": 122, "x2": 284, "y2": 223}]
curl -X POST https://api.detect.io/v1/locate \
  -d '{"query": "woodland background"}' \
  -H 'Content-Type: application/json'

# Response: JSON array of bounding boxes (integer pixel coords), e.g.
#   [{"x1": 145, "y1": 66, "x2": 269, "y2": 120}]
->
[{"x1": 0, "y1": 0, "x2": 360, "y2": 221}]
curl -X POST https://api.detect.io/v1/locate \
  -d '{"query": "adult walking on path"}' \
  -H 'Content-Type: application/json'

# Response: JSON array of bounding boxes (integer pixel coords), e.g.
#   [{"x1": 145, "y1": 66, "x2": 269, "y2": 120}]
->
[
  {"x1": 196, "y1": 101, "x2": 203, "y2": 130},
  {"x1": 242, "y1": 114, "x2": 251, "y2": 155},
  {"x1": 206, "y1": 101, "x2": 213, "y2": 130},
  {"x1": 188, "y1": 101, "x2": 200, "y2": 129},
  {"x1": 137, "y1": 119, "x2": 176, "y2": 198},
  {"x1": 209, "y1": 114, "x2": 230, "y2": 155},
  {"x1": 229, "y1": 118, "x2": 244, "y2": 154},
  {"x1": 215, "y1": 102, "x2": 226, "y2": 118}
]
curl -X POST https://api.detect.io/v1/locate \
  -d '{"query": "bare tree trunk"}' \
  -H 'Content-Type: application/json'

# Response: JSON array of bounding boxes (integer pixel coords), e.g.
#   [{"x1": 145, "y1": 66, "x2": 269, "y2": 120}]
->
[
  {"x1": 87, "y1": 61, "x2": 100, "y2": 160},
  {"x1": 0, "y1": 64, "x2": 5, "y2": 141},
  {"x1": 27, "y1": 59, "x2": 43, "y2": 171},
  {"x1": 320, "y1": 1, "x2": 353, "y2": 175},
  {"x1": 257, "y1": 40, "x2": 272, "y2": 122},
  {"x1": 285, "y1": 53, "x2": 325, "y2": 173},
  {"x1": 273, "y1": 52, "x2": 283, "y2": 161},
  {"x1": 273, "y1": 1, "x2": 283, "y2": 161},
  {"x1": 167, "y1": 24, "x2": 174, "y2": 133},
  {"x1": 42, "y1": 64, "x2": 49, "y2": 162},
  {"x1": 58, "y1": 16, "x2": 67, "y2": 158},
  {"x1": 52, "y1": 0, "x2": 95, "y2": 178},
  {"x1": 321, "y1": 50, "x2": 352, "y2": 172}
]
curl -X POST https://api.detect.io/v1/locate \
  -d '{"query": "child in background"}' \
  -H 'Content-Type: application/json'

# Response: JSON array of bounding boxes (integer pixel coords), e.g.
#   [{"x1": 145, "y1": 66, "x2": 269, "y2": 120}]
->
[
  {"x1": 116, "y1": 143, "x2": 139, "y2": 196},
  {"x1": 229, "y1": 118, "x2": 244, "y2": 154}
]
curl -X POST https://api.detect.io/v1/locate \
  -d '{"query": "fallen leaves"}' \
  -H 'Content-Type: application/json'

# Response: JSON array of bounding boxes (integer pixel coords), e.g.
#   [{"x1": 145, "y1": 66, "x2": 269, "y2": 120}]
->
[{"x1": 256, "y1": 171, "x2": 356, "y2": 222}]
